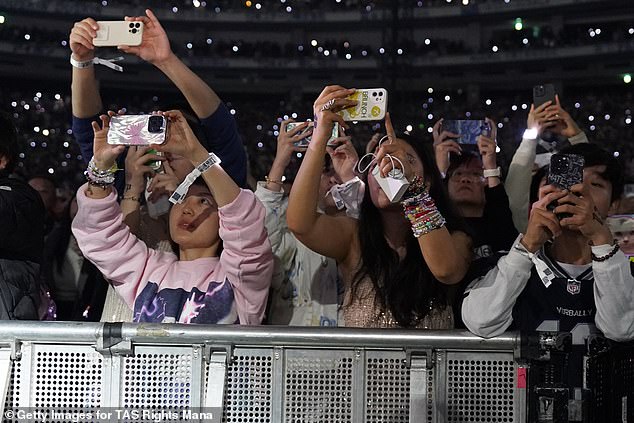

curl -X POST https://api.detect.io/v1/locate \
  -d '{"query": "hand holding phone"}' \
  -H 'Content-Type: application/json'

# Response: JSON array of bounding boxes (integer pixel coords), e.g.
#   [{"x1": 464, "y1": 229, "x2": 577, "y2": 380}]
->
[
  {"x1": 93, "y1": 21, "x2": 144, "y2": 47},
  {"x1": 338, "y1": 88, "x2": 388, "y2": 121},
  {"x1": 286, "y1": 121, "x2": 339, "y2": 148},
  {"x1": 107, "y1": 115, "x2": 168, "y2": 146}
]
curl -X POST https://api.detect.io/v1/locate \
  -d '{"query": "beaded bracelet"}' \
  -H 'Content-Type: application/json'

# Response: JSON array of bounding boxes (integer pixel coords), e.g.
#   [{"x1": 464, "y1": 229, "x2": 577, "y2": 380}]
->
[
  {"x1": 84, "y1": 158, "x2": 117, "y2": 188},
  {"x1": 401, "y1": 190, "x2": 446, "y2": 237},
  {"x1": 591, "y1": 243, "x2": 620, "y2": 262}
]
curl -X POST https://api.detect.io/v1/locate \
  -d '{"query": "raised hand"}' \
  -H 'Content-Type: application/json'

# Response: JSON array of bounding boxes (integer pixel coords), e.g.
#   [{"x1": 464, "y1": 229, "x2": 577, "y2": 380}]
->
[
  {"x1": 327, "y1": 137, "x2": 358, "y2": 182},
  {"x1": 527, "y1": 101, "x2": 558, "y2": 137},
  {"x1": 119, "y1": 9, "x2": 173, "y2": 66},
  {"x1": 274, "y1": 119, "x2": 310, "y2": 168},
  {"x1": 547, "y1": 95, "x2": 582, "y2": 138},
  {"x1": 477, "y1": 117, "x2": 498, "y2": 171},
  {"x1": 69, "y1": 18, "x2": 98, "y2": 61},
  {"x1": 432, "y1": 119, "x2": 461, "y2": 174},
  {"x1": 91, "y1": 112, "x2": 125, "y2": 170},
  {"x1": 521, "y1": 185, "x2": 566, "y2": 252}
]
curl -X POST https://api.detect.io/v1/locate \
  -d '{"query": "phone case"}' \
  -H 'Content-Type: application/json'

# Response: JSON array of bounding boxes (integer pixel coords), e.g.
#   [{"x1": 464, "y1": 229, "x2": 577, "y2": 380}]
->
[
  {"x1": 338, "y1": 89, "x2": 387, "y2": 121},
  {"x1": 547, "y1": 153, "x2": 584, "y2": 190},
  {"x1": 533, "y1": 84, "x2": 556, "y2": 107},
  {"x1": 442, "y1": 120, "x2": 490, "y2": 145},
  {"x1": 287, "y1": 122, "x2": 339, "y2": 147},
  {"x1": 107, "y1": 115, "x2": 167, "y2": 146},
  {"x1": 93, "y1": 21, "x2": 143, "y2": 47}
]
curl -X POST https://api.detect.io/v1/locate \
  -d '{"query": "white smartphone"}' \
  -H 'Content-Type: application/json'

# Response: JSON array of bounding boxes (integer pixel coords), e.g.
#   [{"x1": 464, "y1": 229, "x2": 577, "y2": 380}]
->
[
  {"x1": 338, "y1": 88, "x2": 388, "y2": 121},
  {"x1": 107, "y1": 115, "x2": 168, "y2": 146},
  {"x1": 286, "y1": 121, "x2": 339, "y2": 148},
  {"x1": 93, "y1": 21, "x2": 143, "y2": 47}
]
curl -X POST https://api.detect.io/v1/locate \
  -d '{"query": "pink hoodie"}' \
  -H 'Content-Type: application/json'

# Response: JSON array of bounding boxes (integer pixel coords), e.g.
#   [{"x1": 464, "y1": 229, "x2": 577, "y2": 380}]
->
[{"x1": 72, "y1": 185, "x2": 273, "y2": 325}]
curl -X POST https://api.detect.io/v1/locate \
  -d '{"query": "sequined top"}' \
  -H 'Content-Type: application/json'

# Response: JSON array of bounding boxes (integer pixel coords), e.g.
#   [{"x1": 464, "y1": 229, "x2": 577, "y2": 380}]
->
[{"x1": 342, "y1": 276, "x2": 454, "y2": 329}]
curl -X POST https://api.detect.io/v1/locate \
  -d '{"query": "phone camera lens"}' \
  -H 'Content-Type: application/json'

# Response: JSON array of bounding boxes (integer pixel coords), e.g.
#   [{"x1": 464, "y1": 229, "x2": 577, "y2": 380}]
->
[
  {"x1": 135, "y1": 23, "x2": 141, "y2": 28},
  {"x1": 148, "y1": 116, "x2": 164, "y2": 133},
  {"x1": 129, "y1": 23, "x2": 134, "y2": 28},
  {"x1": 372, "y1": 92, "x2": 377, "y2": 97},
  {"x1": 131, "y1": 28, "x2": 138, "y2": 34}
]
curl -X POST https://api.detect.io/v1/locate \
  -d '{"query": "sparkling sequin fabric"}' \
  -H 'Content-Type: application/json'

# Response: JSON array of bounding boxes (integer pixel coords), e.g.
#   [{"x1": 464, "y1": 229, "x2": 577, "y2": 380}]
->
[{"x1": 342, "y1": 277, "x2": 454, "y2": 329}]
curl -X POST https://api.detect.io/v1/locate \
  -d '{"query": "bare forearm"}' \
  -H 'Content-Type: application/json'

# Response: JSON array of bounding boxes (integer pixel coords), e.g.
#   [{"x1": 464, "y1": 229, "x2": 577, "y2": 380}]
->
[
  {"x1": 190, "y1": 148, "x2": 240, "y2": 207},
  {"x1": 155, "y1": 54, "x2": 220, "y2": 119},
  {"x1": 120, "y1": 183, "x2": 144, "y2": 236},
  {"x1": 71, "y1": 62, "x2": 102, "y2": 118},
  {"x1": 287, "y1": 145, "x2": 325, "y2": 235},
  {"x1": 418, "y1": 228, "x2": 469, "y2": 284}
]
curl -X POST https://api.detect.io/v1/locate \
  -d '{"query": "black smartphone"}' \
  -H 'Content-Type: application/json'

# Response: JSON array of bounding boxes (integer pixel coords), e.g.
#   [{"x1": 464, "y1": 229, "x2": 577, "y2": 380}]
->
[
  {"x1": 547, "y1": 153, "x2": 584, "y2": 217},
  {"x1": 533, "y1": 84, "x2": 556, "y2": 108}
]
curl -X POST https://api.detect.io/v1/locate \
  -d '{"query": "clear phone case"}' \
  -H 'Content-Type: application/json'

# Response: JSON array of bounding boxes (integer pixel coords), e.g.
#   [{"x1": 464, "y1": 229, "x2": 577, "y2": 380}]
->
[
  {"x1": 338, "y1": 88, "x2": 388, "y2": 121},
  {"x1": 107, "y1": 115, "x2": 167, "y2": 146}
]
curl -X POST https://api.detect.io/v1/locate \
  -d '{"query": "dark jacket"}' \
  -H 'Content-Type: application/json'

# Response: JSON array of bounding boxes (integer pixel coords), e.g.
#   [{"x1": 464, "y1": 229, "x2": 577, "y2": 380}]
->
[{"x1": 0, "y1": 174, "x2": 45, "y2": 319}]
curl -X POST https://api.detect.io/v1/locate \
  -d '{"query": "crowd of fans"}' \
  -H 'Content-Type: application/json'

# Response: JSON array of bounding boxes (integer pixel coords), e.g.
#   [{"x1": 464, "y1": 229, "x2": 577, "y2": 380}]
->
[
  {"x1": 0, "y1": 8, "x2": 632, "y2": 417},
  {"x1": 3, "y1": 84, "x2": 632, "y2": 187}
]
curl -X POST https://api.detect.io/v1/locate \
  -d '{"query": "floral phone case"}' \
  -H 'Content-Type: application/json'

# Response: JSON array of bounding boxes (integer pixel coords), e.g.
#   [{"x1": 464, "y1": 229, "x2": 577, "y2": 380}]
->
[{"x1": 107, "y1": 115, "x2": 168, "y2": 146}]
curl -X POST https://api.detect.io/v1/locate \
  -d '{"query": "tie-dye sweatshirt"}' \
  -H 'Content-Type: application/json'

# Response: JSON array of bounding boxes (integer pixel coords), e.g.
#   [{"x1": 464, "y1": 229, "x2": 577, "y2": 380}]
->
[{"x1": 72, "y1": 185, "x2": 274, "y2": 324}]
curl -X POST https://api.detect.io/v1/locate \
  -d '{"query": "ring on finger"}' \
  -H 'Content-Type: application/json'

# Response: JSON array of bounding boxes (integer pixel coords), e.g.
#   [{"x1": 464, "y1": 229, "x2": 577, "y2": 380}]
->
[{"x1": 320, "y1": 98, "x2": 336, "y2": 112}]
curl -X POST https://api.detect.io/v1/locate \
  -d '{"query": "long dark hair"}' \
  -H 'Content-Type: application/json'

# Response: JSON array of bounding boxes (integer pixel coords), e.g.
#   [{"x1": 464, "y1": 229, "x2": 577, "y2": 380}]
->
[{"x1": 353, "y1": 133, "x2": 467, "y2": 327}]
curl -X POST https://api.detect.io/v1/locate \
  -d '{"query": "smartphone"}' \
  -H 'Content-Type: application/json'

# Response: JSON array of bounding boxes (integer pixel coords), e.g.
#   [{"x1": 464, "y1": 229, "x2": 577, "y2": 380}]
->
[
  {"x1": 441, "y1": 120, "x2": 491, "y2": 146},
  {"x1": 338, "y1": 88, "x2": 387, "y2": 121},
  {"x1": 286, "y1": 121, "x2": 339, "y2": 147},
  {"x1": 93, "y1": 21, "x2": 143, "y2": 47},
  {"x1": 547, "y1": 153, "x2": 584, "y2": 217},
  {"x1": 547, "y1": 154, "x2": 584, "y2": 190},
  {"x1": 107, "y1": 115, "x2": 168, "y2": 146},
  {"x1": 533, "y1": 84, "x2": 556, "y2": 108}
]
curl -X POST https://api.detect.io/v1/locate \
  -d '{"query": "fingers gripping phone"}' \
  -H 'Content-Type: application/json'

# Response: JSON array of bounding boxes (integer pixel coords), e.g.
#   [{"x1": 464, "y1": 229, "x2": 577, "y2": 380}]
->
[
  {"x1": 286, "y1": 122, "x2": 339, "y2": 147},
  {"x1": 107, "y1": 115, "x2": 168, "y2": 146},
  {"x1": 547, "y1": 153, "x2": 584, "y2": 218},
  {"x1": 533, "y1": 84, "x2": 556, "y2": 108},
  {"x1": 338, "y1": 88, "x2": 388, "y2": 121},
  {"x1": 93, "y1": 21, "x2": 143, "y2": 47}
]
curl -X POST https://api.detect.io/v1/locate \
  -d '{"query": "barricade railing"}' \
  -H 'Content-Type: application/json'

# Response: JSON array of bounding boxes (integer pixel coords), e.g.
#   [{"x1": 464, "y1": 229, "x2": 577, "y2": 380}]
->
[{"x1": 0, "y1": 322, "x2": 527, "y2": 422}]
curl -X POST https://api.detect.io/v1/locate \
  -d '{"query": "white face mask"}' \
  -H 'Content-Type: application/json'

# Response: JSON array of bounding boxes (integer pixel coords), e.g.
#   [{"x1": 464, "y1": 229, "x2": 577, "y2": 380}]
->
[{"x1": 325, "y1": 177, "x2": 365, "y2": 219}]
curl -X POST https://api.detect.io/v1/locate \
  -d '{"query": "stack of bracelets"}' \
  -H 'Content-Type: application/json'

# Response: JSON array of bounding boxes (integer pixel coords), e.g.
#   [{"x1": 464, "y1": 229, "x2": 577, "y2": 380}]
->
[
  {"x1": 401, "y1": 175, "x2": 446, "y2": 238},
  {"x1": 84, "y1": 158, "x2": 117, "y2": 189}
]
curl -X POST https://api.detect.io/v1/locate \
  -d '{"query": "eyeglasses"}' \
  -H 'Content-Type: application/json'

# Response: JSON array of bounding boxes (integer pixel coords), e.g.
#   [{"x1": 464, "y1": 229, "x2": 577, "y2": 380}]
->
[{"x1": 448, "y1": 170, "x2": 485, "y2": 182}]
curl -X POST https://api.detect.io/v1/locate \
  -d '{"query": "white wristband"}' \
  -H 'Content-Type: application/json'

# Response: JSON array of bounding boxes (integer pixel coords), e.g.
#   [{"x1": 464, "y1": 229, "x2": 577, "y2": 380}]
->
[
  {"x1": 483, "y1": 167, "x2": 501, "y2": 178},
  {"x1": 169, "y1": 153, "x2": 221, "y2": 204},
  {"x1": 70, "y1": 54, "x2": 124, "y2": 72}
]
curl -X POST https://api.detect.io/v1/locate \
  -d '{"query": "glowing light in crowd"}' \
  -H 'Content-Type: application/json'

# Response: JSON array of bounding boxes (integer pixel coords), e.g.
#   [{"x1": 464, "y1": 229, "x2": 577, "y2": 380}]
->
[
  {"x1": 624, "y1": 74, "x2": 632, "y2": 84},
  {"x1": 514, "y1": 18, "x2": 523, "y2": 31}
]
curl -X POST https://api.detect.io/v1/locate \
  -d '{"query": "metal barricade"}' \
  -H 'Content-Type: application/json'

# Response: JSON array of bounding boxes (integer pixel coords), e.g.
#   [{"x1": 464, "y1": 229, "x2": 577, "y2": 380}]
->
[{"x1": 0, "y1": 322, "x2": 527, "y2": 422}]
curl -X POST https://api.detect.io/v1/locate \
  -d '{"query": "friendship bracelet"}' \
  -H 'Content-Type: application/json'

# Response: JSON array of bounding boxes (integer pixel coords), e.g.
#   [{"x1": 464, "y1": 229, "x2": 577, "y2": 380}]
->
[
  {"x1": 265, "y1": 176, "x2": 284, "y2": 186},
  {"x1": 402, "y1": 175, "x2": 426, "y2": 200},
  {"x1": 401, "y1": 189, "x2": 446, "y2": 237}
]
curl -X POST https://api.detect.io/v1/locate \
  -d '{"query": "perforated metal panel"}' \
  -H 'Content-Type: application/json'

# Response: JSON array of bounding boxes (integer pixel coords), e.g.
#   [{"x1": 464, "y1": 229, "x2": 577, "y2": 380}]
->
[
  {"x1": 284, "y1": 350, "x2": 354, "y2": 423},
  {"x1": 365, "y1": 351, "x2": 412, "y2": 422},
  {"x1": 221, "y1": 348, "x2": 273, "y2": 423},
  {"x1": 121, "y1": 346, "x2": 193, "y2": 408},
  {"x1": 446, "y1": 352, "x2": 516, "y2": 422},
  {"x1": 2, "y1": 356, "x2": 21, "y2": 423}
]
